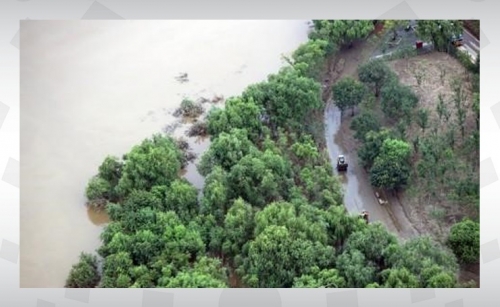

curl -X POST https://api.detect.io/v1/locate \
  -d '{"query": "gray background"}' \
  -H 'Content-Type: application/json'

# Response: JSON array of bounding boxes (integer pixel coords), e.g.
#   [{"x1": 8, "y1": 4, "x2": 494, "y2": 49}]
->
[{"x1": 0, "y1": 0, "x2": 497, "y2": 306}]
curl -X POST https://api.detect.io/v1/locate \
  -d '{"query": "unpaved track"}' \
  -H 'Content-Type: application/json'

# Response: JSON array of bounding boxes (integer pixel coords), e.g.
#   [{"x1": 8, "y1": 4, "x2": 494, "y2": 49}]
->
[{"x1": 322, "y1": 39, "x2": 418, "y2": 240}]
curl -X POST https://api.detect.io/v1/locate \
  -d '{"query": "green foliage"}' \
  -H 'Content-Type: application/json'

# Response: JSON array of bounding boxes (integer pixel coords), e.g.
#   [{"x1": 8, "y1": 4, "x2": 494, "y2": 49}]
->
[
  {"x1": 241, "y1": 225, "x2": 334, "y2": 288},
  {"x1": 115, "y1": 134, "x2": 183, "y2": 198},
  {"x1": 336, "y1": 249, "x2": 377, "y2": 288},
  {"x1": 85, "y1": 176, "x2": 112, "y2": 209},
  {"x1": 241, "y1": 66, "x2": 323, "y2": 132},
  {"x1": 65, "y1": 252, "x2": 100, "y2": 288},
  {"x1": 332, "y1": 77, "x2": 367, "y2": 115},
  {"x1": 222, "y1": 198, "x2": 255, "y2": 258},
  {"x1": 385, "y1": 236, "x2": 459, "y2": 277},
  {"x1": 310, "y1": 20, "x2": 374, "y2": 50},
  {"x1": 380, "y1": 79, "x2": 419, "y2": 121},
  {"x1": 380, "y1": 267, "x2": 420, "y2": 288},
  {"x1": 197, "y1": 128, "x2": 256, "y2": 176},
  {"x1": 206, "y1": 97, "x2": 264, "y2": 142},
  {"x1": 369, "y1": 138, "x2": 412, "y2": 190},
  {"x1": 358, "y1": 129, "x2": 395, "y2": 169},
  {"x1": 350, "y1": 111, "x2": 381, "y2": 142},
  {"x1": 227, "y1": 149, "x2": 293, "y2": 208},
  {"x1": 159, "y1": 257, "x2": 229, "y2": 288},
  {"x1": 200, "y1": 166, "x2": 230, "y2": 223},
  {"x1": 85, "y1": 156, "x2": 124, "y2": 208},
  {"x1": 357, "y1": 59, "x2": 396, "y2": 97},
  {"x1": 165, "y1": 179, "x2": 199, "y2": 222},
  {"x1": 447, "y1": 219, "x2": 480, "y2": 264},
  {"x1": 291, "y1": 39, "x2": 329, "y2": 79},
  {"x1": 292, "y1": 266, "x2": 346, "y2": 288}
]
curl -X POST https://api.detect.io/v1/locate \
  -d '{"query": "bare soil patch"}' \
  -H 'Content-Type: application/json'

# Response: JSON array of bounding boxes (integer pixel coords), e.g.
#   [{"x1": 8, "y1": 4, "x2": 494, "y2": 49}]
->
[{"x1": 384, "y1": 52, "x2": 478, "y2": 243}]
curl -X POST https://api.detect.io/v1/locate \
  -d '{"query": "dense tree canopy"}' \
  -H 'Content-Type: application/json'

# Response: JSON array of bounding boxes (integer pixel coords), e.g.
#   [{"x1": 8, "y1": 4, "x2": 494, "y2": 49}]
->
[
  {"x1": 357, "y1": 59, "x2": 396, "y2": 97},
  {"x1": 241, "y1": 66, "x2": 323, "y2": 133},
  {"x1": 290, "y1": 39, "x2": 329, "y2": 80},
  {"x1": 310, "y1": 20, "x2": 374, "y2": 50},
  {"x1": 332, "y1": 77, "x2": 367, "y2": 116},
  {"x1": 67, "y1": 20, "x2": 473, "y2": 289}
]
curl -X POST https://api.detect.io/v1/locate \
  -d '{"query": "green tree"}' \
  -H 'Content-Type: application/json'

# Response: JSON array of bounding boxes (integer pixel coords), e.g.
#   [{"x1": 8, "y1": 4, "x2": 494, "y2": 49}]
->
[
  {"x1": 227, "y1": 149, "x2": 292, "y2": 208},
  {"x1": 447, "y1": 219, "x2": 480, "y2": 264},
  {"x1": 241, "y1": 67, "x2": 322, "y2": 132},
  {"x1": 332, "y1": 77, "x2": 367, "y2": 116},
  {"x1": 350, "y1": 112, "x2": 381, "y2": 142},
  {"x1": 206, "y1": 97, "x2": 264, "y2": 142},
  {"x1": 336, "y1": 249, "x2": 377, "y2": 288},
  {"x1": 343, "y1": 222, "x2": 398, "y2": 268},
  {"x1": 98, "y1": 156, "x2": 123, "y2": 187},
  {"x1": 241, "y1": 225, "x2": 334, "y2": 288},
  {"x1": 358, "y1": 129, "x2": 394, "y2": 169},
  {"x1": 115, "y1": 134, "x2": 183, "y2": 197},
  {"x1": 253, "y1": 201, "x2": 329, "y2": 245},
  {"x1": 65, "y1": 252, "x2": 101, "y2": 288},
  {"x1": 369, "y1": 138, "x2": 412, "y2": 191},
  {"x1": 421, "y1": 264, "x2": 457, "y2": 288},
  {"x1": 165, "y1": 179, "x2": 199, "y2": 223},
  {"x1": 385, "y1": 236, "x2": 459, "y2": 277},
  {"x1": 159, "y1": 257, "x2": 229, "y2": 288},
  {"x1": 290, "y1": 39, "x2": 329, "y2": 79},
  {"x1": 380, "y1": 267, "x2": 419, "y2": 288},
  {"x1": 85, "y1": 176, "x2": 112, "y2": 209},
  {"x1": 197, "y1": 128, "x2": 256, "y2": 176},
  {"x1": 200, "y1": 166, "x2": 230, "y2": 224},
  {"x1": 380, "y1": 79, "x2": 419, "y2": 121},
  {"x1": 357, "y1": 59, "x2": 396, "y2": 97},
  {"x1": 222, "y1": 198, "x2": 255, "y2": 259}
]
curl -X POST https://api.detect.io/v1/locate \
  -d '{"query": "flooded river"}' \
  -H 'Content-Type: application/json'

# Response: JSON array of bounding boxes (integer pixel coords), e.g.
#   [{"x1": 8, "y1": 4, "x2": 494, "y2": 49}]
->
[{"x1": 20, "y1": 20, "x2": 310, "y2": 288}]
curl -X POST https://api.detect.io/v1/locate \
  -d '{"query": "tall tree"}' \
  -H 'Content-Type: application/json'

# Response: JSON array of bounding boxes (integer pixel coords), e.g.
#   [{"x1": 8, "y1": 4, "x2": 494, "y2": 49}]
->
[
  {"x1": 332, "y1": 77, "x2": 367, "y2": 116},
  {"x1": 357, "y1": 59, "x2": 396, "y2": 97}
]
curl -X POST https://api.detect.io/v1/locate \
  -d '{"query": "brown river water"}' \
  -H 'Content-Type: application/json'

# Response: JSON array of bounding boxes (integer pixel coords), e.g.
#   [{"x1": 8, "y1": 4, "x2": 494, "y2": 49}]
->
[{"x1": 20, "y1": 20, "x2": 310, "y2": 288}]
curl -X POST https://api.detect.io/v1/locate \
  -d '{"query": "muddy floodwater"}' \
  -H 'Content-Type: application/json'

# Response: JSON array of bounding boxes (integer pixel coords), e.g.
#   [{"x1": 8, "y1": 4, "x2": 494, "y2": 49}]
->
[{"x1": 20, "y1": 20, "x2": 310, "y2": 288}]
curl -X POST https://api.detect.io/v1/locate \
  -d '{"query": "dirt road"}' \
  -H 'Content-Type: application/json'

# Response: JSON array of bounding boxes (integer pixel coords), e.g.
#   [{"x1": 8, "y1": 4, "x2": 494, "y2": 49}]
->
[
  {"x1": 324, "y1": 103, "x2": 417, "y2": 239},
  {"x1": 322, "y1": 40, "x2": 418, "y2": 240}
]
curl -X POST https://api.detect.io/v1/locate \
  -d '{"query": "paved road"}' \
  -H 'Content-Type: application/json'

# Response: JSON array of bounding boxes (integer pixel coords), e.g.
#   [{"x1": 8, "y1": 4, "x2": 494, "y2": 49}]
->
[{"x1": 463, "y1": 29, "x2": 480, "y2": 54}]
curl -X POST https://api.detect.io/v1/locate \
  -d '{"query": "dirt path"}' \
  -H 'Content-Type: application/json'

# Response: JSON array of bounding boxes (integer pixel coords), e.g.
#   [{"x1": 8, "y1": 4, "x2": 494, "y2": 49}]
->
[{"x1": 322, "y1": 39, "x2": 419, "y2": 240}]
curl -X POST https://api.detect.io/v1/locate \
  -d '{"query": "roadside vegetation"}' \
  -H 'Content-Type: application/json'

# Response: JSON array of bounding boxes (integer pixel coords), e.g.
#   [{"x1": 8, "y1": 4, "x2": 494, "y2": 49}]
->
[
  {"x1": 66, "y1": 20, "x2": 479, "y2": 288},
  {"x1": 348, "y1": 20, "x2": 479, "y2": 264}
]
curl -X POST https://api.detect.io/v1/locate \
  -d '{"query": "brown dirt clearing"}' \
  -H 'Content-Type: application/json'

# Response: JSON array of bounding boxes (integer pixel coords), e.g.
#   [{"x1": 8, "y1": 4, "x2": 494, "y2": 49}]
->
[{"x1": 385, "y1": 52, "x2": 478, "y2": 241}]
